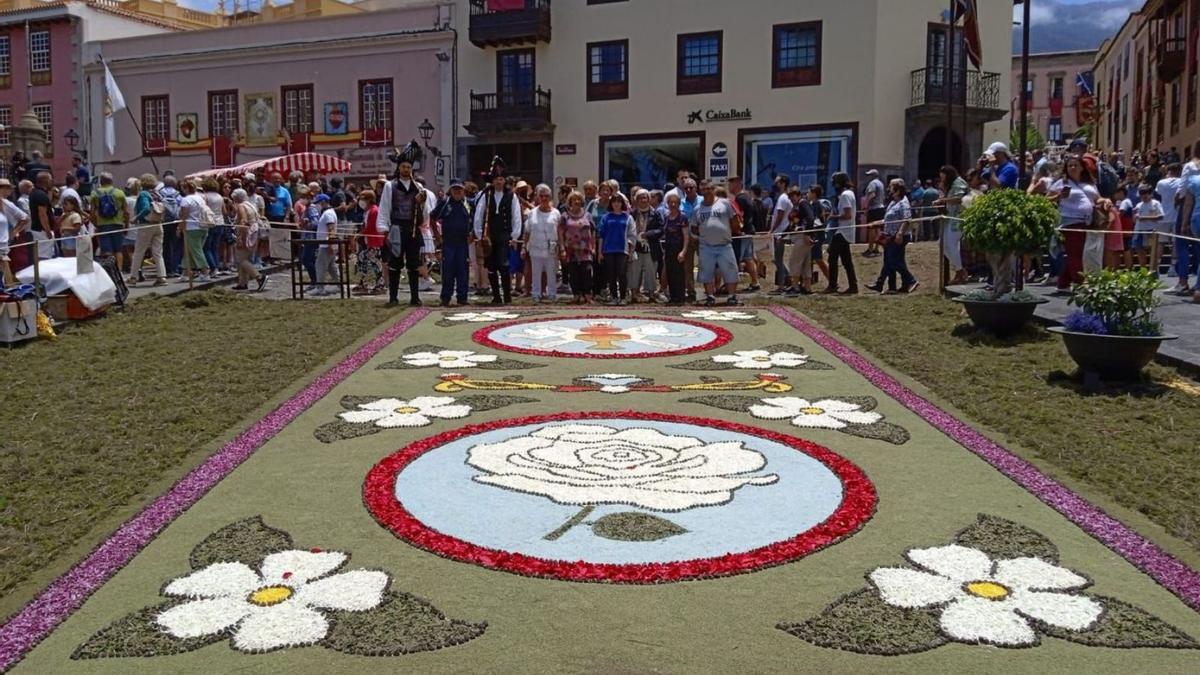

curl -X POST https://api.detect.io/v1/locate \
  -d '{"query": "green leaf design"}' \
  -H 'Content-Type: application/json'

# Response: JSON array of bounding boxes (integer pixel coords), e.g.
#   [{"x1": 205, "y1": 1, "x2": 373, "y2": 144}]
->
[
  {"x1": 1040, "y1": 595, "x2": 1199, "y2": 649},
  {"x1": 837, "y1": 396, "x2": 879, "y2": 412},
  {"x1": 72, "y1": 600, "x2": 226, "y2": 660},
  {"x1": 952, "y1": 514, "x2": 1059, "y2": 564},
  {"x1": 188, "y1": 516, "x2": 294, "y2": 571},
  {"x1": 669, "y1": 358, "x2": 731, "y2": 371},
  {"x1": 778, "y1": 588, "x2": 948, "y2": 655},
  {"x1": 339, "y1": 395, "x2": 380, "y2": 411},
  {"x1": 401, "y1": 344, "x2": 445, "y2": 354},
  {"x1": 457, "y1": 395, "x2": 538, "y2": 411},
  {"x1": 680, "y1": 394, "x2": 757, "y2": 412},
  {"x1": 840, "y1": 421, "x2": 910, "y2": 446},
  {"x1": 314, "y1": 419, "x2": 383, "y2": 444},
  {"x1": 590, "y1": 512, "x2": 687, "y2": 542},
  {"x1": 322, "y1": 590, "x2": 487, "y2": 656}
]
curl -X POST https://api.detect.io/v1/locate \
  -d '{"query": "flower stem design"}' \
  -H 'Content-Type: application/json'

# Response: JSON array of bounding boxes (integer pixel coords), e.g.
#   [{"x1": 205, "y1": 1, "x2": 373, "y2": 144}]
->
[{"x1": 543, "y1": 505, "x2": 595, "y2": 541}]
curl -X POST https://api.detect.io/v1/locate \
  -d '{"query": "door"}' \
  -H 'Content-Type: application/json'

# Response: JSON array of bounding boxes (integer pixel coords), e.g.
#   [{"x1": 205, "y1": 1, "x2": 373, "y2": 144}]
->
[
  {"x1": 926, "y1": 24, "x2": 966, "y2": 104},
  {"x1": 497, "y1": 49, "x2": 535, "y2": 108}
]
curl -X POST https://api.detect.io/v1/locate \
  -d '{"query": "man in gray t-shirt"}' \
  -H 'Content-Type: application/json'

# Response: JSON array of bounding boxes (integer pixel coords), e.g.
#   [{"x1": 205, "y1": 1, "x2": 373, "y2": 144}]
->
[
  {"x1": 864, "y1": 169, "x2": 885, "y2": 257},
  {"x1": 689, "y1": 181, "x2": 742, "y2": 306}
]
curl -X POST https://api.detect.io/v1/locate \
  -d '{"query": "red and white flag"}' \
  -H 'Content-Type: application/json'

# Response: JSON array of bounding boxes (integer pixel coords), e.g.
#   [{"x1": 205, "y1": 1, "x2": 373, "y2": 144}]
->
[{"x1": 954, "y1": 0, "x2": 983, "y2": 70}]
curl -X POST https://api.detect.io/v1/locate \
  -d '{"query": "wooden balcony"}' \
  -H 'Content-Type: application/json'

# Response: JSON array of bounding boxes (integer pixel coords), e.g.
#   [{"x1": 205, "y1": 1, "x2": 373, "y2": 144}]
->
[
  {"x1": 468, "y1": 0, "x2": 551, "y2": 48},
  {"x1": 465, "y1": 87, "x2": 552, "y2": 135},
  {"x1": 1156, "y1": 38, "x2": 1187, "y2": 82}
]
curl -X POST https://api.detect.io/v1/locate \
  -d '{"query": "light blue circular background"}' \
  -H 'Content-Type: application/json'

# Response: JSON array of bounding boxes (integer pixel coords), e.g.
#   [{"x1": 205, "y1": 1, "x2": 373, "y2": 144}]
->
[
  {"x1": 394, "y1": 419, "x2": 845, "y2": 564},
  {"x1": 484, "y1": 318, "x2": 720, "y2": 356}
]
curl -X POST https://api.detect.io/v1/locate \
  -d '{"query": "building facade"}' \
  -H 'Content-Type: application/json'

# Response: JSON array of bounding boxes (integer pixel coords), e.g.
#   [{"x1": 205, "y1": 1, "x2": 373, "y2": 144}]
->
[
  {"x1": 1010, "y1": 50, "x2": 1096, "y2": 145},
  {"x1": 1093, "y1": 0, "x2": 1199, "y2": 158},
  {"x1": 447, "y1": 0, "x2": 1012, "y2": 192},
  {"x1": 83, "y1": 4, "x2": 454, "y2": 180}
]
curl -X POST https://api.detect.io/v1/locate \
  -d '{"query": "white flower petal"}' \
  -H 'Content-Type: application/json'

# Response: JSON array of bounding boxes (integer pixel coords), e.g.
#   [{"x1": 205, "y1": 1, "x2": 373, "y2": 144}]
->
[
  {"x1": 790, "y1": 414, "x2": 848, "y2": 429},
  {"x1": 402, "y1": 352, "x2": 440, "y2": 361},
  {"x1": 939, "y1": 597, "x2": 1037, "y2": 646},
  {"x1": 748, "y1": 403, "x2": 803, "y2": 420},
  {"x1": 358, "y1": 398, "x2": 405, "y2": 412},
  {"x1": 994, "y1": 557, "x2": 1090, "y2": 592},
  {"x1": 338, "y1": 409, "x2": 389, "y2": 424},
  {"x1": 408, "y1": 396, "x2": 460, "y2": 410},
  {"x1": 1013, "y1": 591, "x2": 1103, "y2": 631},
  {"x1": 163, "y1": 562, "x2": 260, "y2": 599},
  {"x1": 734, "y1": 350, "x2": 770, "y2": 359},
  {"x1": 466, "y1": 354, "x2": 498, "y2": 363},
  {"x1": 907, "y1": 545, "x2": 994, "y2": 582},
  {"x1": 421, "y1": 404, "x2": 472, "y2": 420},
  {"x1": 232, "y1": 605, "x2": 329, "y2": 652},
  {"x1": 869, "y1": 567, "x2": 964, "y2": 609},
  {"x1": 296, "y1": 570, "x2": 389, "y2": 612},
  {"x1": 374, "y1": 413, "x2": 431, "y2": 428},
  {"x1": 260, "y1": 550, "x2": 347, "y2": 585},
  {"x1": 830, "y1": 411, "x2": 884, "y2": 426},
  {"x1": 156, "y1": 597, "x2": 251, "y2": 638},
  {"x1": 711, "y1": 354, "x2": 743, "y2": 364}
]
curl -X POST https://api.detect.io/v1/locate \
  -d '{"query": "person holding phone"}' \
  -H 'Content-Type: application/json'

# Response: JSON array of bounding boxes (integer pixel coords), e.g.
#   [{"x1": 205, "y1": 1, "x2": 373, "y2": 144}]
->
[{"x1": 1049, "y1": 155, "x2": 1099, "y2": 291}]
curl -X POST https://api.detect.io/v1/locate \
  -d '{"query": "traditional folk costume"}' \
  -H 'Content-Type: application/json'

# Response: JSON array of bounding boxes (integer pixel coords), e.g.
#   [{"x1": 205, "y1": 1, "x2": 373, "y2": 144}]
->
[
  {"x1": 377, "y1": 142, "x2": 427, "y2": 306},
  {"x1": 472, "y1": 157, "x2": 523, "y2": 305}
]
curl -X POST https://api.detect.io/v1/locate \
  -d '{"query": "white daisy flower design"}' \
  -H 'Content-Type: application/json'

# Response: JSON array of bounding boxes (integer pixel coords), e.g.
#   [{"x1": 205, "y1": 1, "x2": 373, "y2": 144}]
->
[
  {"x1": 748, "y1": 397, "x2": 882, "y2": 429},
  {"x1": 869, "y1": 544, "x2": 1103, "y2": 647},
  {"x1": 338, "y1": 396, "x2": 472, "y2": 428},
  {"x1": 401, "y1": 350, "x2": 499, "y2": 369},
  {"x1": 444, "y1": 311, "x2": 521, "y2": 322},
  {"x1": 155, "y1": 550, "x2": 388, "y2": 652},
  {"x1": 679, "y1": 310, "x2": 757, "y2": 321},
  {"x1": 712, "y1": 350, "x2": 809, "y2": 370}
]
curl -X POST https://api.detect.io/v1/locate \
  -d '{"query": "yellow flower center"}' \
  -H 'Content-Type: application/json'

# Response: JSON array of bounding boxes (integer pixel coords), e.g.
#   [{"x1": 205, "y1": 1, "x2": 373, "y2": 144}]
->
[
  {"x1": 248, "y1": 585, "x2": 294, "y2": 607},
  {"x1": 394, "y1": 406, "x2": 421, "y2": 414},
  {"x1": 800, "y1": 407, "x2": 825, "y2": 415},
  {"x1": 753, "y1": 356, "x2": 772, "y2": 362},
  {"x1": 439, "y1": 356, "x2": 459, "y2": 362},
  {"x1": 965, "y1": 581, "x2": 1011, "y2": 601}
]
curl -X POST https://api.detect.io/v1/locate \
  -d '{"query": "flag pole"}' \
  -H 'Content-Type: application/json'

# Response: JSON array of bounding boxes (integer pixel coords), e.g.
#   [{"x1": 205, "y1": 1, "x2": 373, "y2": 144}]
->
[
  {"x1": 946, "y1": 0, "x2": 956, "y2": 170},
  {"x1": 100, "y1": 55, "x2": 159, "y2": 175}
]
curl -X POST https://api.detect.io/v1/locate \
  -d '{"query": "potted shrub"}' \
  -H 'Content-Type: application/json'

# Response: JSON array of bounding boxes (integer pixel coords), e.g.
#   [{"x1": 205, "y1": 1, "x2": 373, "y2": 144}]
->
[
  {"x1": 1048, "y1": 268, "x2": 1178, "y2": 379},
  {"x1": 953, "y1": 189, "x2": 1059, "y2": 335}
]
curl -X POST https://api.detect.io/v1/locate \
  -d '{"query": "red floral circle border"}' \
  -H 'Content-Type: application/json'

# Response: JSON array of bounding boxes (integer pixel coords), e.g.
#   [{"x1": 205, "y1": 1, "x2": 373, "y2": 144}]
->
[
  {"x1": 471, "y1": 314, "x2": 733, "y2": 359},
  {"x1": 363, "y1": 411, "x2": 878, "y2": 584}
]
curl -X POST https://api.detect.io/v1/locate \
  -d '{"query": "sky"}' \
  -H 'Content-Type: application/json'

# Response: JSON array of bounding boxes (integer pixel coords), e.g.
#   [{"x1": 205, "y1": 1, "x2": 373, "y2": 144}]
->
[{"x1": 1012, "y1": 0, "x2": 1143, "y2": 53}]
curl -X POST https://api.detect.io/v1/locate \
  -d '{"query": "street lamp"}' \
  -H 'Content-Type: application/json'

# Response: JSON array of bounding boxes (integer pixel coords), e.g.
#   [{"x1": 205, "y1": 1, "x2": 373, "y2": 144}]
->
[
  {"x1": 64, "y1": 128, "x2": 79, "y2": 153},
  {"x1": 416, "y1": 118, "x2": 446, "y2": 183},
  {"x1": 417, "y1": 118, "x2": 435, "y2": 144}
]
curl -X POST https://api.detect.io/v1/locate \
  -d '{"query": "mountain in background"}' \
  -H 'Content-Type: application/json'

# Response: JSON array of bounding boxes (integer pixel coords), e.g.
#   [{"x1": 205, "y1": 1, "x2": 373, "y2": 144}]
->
[{"x1": 1011, "y1": 0, "x2": 1141, "y2": 54}]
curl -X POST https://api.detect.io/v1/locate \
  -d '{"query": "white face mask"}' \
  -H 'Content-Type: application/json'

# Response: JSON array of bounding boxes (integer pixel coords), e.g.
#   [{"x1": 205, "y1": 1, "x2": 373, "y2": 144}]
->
[{"x1": 358, "y1": 200, "x2": 367, "y2": 210}]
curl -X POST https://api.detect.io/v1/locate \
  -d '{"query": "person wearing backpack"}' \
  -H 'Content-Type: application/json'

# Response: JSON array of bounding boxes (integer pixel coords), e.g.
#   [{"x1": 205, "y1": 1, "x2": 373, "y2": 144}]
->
[
  {"x1": 89, "y1": 172, "x2": 129, "y2": 269},
  {"x1": 127, "y1": 174, "x2": 166, "y2": 287},
  {"x1": 159, "y1": 175, "x2": 183, "y2": 276}
]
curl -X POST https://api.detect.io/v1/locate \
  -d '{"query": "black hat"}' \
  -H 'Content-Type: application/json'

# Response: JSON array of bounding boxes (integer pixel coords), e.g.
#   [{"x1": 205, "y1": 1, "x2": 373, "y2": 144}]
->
[
  {"x1": 488, "y1": 155, "x2": 506, "y2": 180},
  {"x1": 391, "y1": 140, "x2": 423, "y2": 166}
]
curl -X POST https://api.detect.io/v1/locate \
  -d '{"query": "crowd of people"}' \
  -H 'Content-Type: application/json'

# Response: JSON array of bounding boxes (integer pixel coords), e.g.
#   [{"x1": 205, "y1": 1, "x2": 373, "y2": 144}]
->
[{"x1": 3, "y1": 135, "x2": 1198, "y2": 307}]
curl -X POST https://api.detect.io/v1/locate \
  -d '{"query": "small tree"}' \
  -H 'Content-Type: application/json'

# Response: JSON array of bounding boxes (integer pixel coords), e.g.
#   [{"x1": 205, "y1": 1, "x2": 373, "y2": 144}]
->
[
  {"x1": 959, "y1": 189, "x2": 1059, "y2": 297},
  {"x1": 1009, "y1": 125, "x2": 1045, "y2": 154}
]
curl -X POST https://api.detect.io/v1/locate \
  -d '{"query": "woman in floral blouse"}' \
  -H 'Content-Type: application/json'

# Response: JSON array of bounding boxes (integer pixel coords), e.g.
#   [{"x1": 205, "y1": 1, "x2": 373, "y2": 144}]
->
[{"x1": 559, "y1": 191, "x2": 596, "y2": 304}]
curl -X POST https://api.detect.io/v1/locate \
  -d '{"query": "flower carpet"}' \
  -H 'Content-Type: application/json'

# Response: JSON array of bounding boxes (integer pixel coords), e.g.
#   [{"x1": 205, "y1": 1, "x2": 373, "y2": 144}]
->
[{"x1": 3, "y1": 308, "x2": 1200, "y2": 673}]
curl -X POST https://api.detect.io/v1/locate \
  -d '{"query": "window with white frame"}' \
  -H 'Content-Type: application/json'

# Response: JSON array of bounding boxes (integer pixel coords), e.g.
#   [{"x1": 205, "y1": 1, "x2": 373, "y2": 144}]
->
[
  {"x1": 29, "y1": 30, "x2": 49, "y2": 73},
  {"x1": 0, "y1": 36, "x2": 10, "y2": 76},
  {"x1": 208, "y1": 91, "x2": 238, "y2": 139},
  {"x1": 360, "y1": 80, "x2": 393, "y2": 132},
  {"x1": 281, "y1": 85, "x2": 314, "y2": 133},
  {"x1": 142, "y1": 96, "x2": 169, "y2": 141},
  {"x1": 0, "y1": 106, "x2": 10, "y2": 146},
  {"x1": 32, "y1": 103, "x2": 51, "y2": 155}
]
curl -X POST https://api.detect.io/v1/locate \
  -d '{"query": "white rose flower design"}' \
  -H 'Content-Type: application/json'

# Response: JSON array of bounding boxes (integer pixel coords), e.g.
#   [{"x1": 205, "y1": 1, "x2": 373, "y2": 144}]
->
[
  {"x1": 467, "y1": 423, "x2": 779, "y2": 512},
  {"x1": 401, "y1": 350, "x2": 499, "y2": 369},
  {"x1": 749, "y1": 397, "x2": 881, "y2": 429},
  {"x1": 156, "y1": 550, "x2": 388, "y2": 652},
  {"x1": 712, "y1": 350, "x2": 809, "y2": 370},
  {"x1": 680, "y1": 310, "x2": 756, "y2": 321},
  {"x1": 869, "y1": 544, "x2": 1103, "y2": 646},
  {"x1": 338, "y1": 396, "x2": 472, "y2": 428},
  {"x1": 445, "y1": 311, "x2": 520, "y2": 322}
]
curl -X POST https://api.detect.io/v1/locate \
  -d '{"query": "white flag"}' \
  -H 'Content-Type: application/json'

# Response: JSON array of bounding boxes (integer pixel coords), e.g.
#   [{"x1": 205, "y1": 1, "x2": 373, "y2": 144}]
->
[{"x1": 103, "y1": 61, "x2": 126, "y2": 155}]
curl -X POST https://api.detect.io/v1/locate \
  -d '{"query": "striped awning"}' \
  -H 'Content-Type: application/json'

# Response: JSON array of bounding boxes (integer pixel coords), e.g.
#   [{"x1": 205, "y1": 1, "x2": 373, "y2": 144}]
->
[{"x1": 186, "y1": 152, "x2": 352, "y2": 180}]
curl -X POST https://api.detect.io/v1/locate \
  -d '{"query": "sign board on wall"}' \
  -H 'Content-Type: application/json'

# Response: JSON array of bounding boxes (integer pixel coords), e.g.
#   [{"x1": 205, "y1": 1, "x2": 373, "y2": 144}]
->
[
  {"x1": 340, "y1": 147, "x2": 395, "y2": 176},
  {"x1": 555, "y1": 144, "x2": 577, "y2": 155},
  {"x1": 687, "y1": 108, "x2": 752, "y2": 125},
  {"x1": 709, "y1": 157, "x2": 729, "y2": 178}
]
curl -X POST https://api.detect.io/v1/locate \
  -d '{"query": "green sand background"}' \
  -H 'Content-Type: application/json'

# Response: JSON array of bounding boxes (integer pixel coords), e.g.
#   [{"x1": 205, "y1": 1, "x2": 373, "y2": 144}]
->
[{"x1": 14, "y1": 310, "x2": 1200, "y2": 674}]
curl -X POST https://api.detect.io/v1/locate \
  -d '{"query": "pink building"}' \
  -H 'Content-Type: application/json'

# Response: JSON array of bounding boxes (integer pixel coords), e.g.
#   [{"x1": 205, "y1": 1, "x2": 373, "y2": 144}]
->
[
  {"x1": 84, "y1": 4, "x2": 456, "y2": 182},
  {"x1": 1010, "y1": 50, "x2": 1097, "y2": 145},
  {"x1": 0, "y1": 1, "x2": 179, "y2": 180}
]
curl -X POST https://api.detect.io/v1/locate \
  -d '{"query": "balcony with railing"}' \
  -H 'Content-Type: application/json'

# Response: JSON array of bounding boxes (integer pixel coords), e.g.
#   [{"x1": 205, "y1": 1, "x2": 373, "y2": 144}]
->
[
  {"x1": 466, "y1": 87, "x2": 552, "y2": 135},
  {"x1": 1155, "y1": 37, "x2": 1187, "y2": 82},
  {"x1": 909, "y1": 68, "x2": 1004, "y2": 119},
  {"x1": 469, "y1": 0, "x2": 551, "y2": 48}
]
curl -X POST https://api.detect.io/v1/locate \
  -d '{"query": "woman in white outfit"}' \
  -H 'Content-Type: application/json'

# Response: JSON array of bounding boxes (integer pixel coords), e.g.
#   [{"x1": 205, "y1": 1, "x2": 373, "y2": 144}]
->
[{"x1": 523, "y1": 184, "x2": 562, "y2": 303}]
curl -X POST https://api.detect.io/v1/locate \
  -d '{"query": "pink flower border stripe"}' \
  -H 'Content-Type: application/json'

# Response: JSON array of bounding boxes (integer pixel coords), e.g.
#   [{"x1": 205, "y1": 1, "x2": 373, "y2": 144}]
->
[
  {"x1": 0, "y1": 309, "x2": 430, "y2": 672},
  {"x1": 769, "y1": 306, "x2": 1200, "y2": 612}
]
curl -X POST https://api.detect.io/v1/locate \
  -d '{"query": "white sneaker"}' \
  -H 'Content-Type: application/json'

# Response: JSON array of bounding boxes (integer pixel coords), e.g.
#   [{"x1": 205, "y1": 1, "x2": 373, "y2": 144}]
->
[{"x1": 195, "y1": 274, "x2": 211, "y2": 283}]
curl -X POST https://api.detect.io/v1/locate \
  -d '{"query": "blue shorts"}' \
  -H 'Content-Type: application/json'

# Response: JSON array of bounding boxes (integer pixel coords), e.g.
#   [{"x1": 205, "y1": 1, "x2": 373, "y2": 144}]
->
[
  {"x1": 697, "y1": 242, "x2": 739, "y2": 285},
  {"x1": 97, "y1": 224, "x2": 124, "y2": 254},
  {"x1": 1129, "y1": 232, "x2": 1153, "y2": 250},
  {"x1": 738, "y1": 237, "x2": 757, "y2": 261},
  {"x1": 508, "y1": 247, "x2": 524, "y2": 273}
]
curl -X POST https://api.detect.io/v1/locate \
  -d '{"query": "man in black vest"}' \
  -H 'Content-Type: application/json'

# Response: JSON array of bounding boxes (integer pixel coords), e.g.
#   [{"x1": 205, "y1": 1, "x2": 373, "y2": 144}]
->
[
  {"x1": 472, "y1": 157, "x2": 523, "y2": 304},
  {"x1": 377, "y1": 142, "x2": 427, "y2": 306}
]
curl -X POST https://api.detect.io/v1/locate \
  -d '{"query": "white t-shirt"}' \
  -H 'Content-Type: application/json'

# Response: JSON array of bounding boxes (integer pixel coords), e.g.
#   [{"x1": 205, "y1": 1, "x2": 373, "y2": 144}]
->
[
  {"x1": 525, "y1": 207, "x2": 561, "y2": 255},
  {"x1": 1181, "y1": 160, "x2": 1200, "y2": 184},
  {"x1": 770, "y1": 192, "x2": 793, "y2": 236},
  {"x1": 0, "y1": 207, "x2": 8, "y2": 258},
  {"x1": 316, "y1": 208, "x2": 338, "y2": 243},
  {"x1": 1050, "y1": 179, "x2": 1098, "y2": 223},
  {"x1": 182, "y1": 194, "x2": 207, "y2": 231},
  {"x1": 203, "y1": 191, "x2": 226, "y2": 225},
  {"x1": 1134, "y1": 199, "x2": 1164, "y2": 232},
  {"x1": 829, "y1": 189, "x2": 857, "y2": 240},
  {"x1": 1155, "y1": 177, "x2": 1181, "y2": 222}
]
